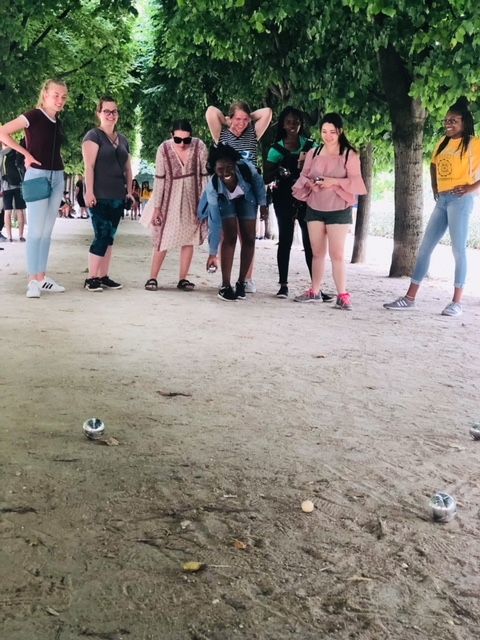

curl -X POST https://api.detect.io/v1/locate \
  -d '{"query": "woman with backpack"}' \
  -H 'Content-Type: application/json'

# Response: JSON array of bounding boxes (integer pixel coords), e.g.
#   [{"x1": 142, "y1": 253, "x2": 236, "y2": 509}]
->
[
  {"x1": 292, "y1": 112, "x2": 367, "y2": 310},
  {"x1": 203, "y1": 144, "x2": 268, "y2": 301},
  {"x1": 264, "y1": 107, "x2": 333, "y2": 300}
]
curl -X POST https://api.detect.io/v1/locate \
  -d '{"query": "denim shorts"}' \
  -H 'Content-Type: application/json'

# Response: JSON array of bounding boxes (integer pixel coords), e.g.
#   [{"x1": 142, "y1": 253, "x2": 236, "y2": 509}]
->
[
  {"x1": 305, "y1": 206, "x2": 352, "y2": 224},
  {"x1": 218, "y1": 195, "x2": 257, "y2": 221}
]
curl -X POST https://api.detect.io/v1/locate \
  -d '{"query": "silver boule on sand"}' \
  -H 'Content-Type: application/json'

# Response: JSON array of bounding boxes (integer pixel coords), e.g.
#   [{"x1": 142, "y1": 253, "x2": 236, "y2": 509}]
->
[
  {"x1": 82, "y1": 418, "x2": 105, "y2": 440},
  {"x1": 429, "y1": 492, "x2": 457, "y2": 523},
  {"x1": 469, "y1": 422, "x2": 480, "y2": 440}
]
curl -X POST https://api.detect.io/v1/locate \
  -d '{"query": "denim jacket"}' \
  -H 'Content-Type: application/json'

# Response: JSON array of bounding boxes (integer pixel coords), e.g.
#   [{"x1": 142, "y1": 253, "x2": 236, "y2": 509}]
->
[{"x1": 198, "y1": 160, "x2": 266, "y2": 255}]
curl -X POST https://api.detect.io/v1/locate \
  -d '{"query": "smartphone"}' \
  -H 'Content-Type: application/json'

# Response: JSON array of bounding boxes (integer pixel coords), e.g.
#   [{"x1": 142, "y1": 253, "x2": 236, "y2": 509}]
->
[{"x1": 314, "y1": 176, "x2": 324, "y2": 183}]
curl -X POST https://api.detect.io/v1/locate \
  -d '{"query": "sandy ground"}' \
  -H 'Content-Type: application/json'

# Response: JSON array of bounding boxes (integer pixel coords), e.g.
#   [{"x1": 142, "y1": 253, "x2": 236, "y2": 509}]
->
[{"x1": 1, "y1": 216, "x2": 480, "y2": 640}]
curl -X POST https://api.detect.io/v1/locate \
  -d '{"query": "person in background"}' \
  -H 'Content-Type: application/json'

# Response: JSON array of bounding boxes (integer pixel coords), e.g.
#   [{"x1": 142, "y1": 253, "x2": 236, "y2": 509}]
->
[
  {"x1": 264, "y1": 106, "x2": 333, "y2": 301},
  {"x1": 0, "y1": 144, "x2": 27, "y2": 241},
  {"x1": 75, "y1": 175, "x2": 88, "y2": 218},
  {"x1": 82, "y1": 95, "x2": 133, "y2": 292},
  {"x1": 384, "y1": 97, "x2": 480, "y2": 317},
  {"x1": 142, "y1": 119, "x2": 208, "y2": 291},
  {"x1": 203, "y1": 144, "x2": 268, "y2": 301},
  {"x1": 206, "y1": 100, "x2": 272, "y2": 293},
  {"x1": 0, "y1": 78, "x2": 68, "y2": 297},
  {"x1": 140, "y1": 180, "x2": 152, "y2": 211},
  {"x1": 292, "y1": 112, "x2": 367, "y2": 309},
  {"x1": 131, "y1": 178, "x2": 141, "y2": 220}
]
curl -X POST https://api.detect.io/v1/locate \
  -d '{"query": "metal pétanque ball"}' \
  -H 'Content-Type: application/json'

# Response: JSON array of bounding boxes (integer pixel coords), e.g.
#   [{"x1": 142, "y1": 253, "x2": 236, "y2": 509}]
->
[
  {"x1": 469, "y1": 422, "x2": 480, "y2": 440},
  {"x1": 82, "y1": 418, "x2": 105, "y2": 440},
  {"x1": 429, "y1": 492, "x2": 457, "y2": 523}
]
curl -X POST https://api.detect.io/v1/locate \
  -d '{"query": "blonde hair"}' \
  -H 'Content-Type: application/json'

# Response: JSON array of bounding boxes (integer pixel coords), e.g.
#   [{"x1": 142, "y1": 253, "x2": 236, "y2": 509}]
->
[
  {"x1": 36, "y1": 79, "x2": 68, "y2": 108},
  {"x1": 228, "y1": 100, "x2": 251, "y2": 118}
]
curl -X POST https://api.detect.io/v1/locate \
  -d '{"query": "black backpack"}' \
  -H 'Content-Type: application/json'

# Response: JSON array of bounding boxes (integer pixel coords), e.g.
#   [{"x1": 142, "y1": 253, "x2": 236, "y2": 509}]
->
[{"x1": 2, "y1": 150, "x2": 23, "y2": 185}]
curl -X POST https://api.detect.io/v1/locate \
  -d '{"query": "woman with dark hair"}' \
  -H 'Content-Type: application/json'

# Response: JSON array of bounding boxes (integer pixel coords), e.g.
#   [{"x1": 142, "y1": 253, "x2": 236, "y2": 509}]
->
[
  {"x1": 142, "y1": 119, "x2": 208, "y2": 291},
  {"x1": 0, "y1": 78, "x2": 68, "y2": 297},
  {"x1": 264, "y1": 106, "x2": 333, "y2": 300},
  {"x1": 384, "y1": 97, "x2": 480, "y2": 316},
  {"x1": 292, "y1": 112, "x2": 367, "y2": 309},
  {"x1": 203, "y1": 144, "x2": 268, "y2": 301},
  {"x1": 82, "y1": 96, "x2": 133, "y2": 291}
]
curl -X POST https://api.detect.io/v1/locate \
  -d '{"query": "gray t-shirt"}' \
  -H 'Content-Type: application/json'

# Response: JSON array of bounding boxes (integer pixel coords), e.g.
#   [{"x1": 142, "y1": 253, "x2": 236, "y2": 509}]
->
[{"x1": 83, "y1": 128, "x2": 130, "y2": 199}]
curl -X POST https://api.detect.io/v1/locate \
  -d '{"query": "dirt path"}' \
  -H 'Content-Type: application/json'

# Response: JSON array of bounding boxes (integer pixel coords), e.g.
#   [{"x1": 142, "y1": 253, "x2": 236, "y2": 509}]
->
[{"x1": 1, "y1": 218, "x2": 480, "y2": 639}]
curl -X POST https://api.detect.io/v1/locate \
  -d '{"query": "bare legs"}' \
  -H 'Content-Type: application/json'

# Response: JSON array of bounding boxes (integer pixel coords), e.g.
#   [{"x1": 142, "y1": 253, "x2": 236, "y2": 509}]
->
[
  {"x1": 220, "y1": 218, "x2": 255, "y2": 286},
  {"x1": 149, "y1": 245, "x2": 195, "y2": 281},
  {"x1": 308, "y1": 221, "x2": 349, "y2": 294},
  {"x1": 4, "y1": 210, "x2": 26, "y2": 240}
]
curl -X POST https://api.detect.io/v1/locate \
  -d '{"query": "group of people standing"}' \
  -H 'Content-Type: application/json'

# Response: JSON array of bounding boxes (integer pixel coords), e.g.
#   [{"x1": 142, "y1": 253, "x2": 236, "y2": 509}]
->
[{"x1": 0, "y1": 79, "x2": 479, "y2": 316}]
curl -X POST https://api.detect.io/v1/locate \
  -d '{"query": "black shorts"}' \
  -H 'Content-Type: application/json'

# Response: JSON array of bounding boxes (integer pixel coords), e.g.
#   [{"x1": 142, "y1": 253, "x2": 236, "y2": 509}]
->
[{"x1": 3, "y1": 188, "x2": 26, "y2": 211}]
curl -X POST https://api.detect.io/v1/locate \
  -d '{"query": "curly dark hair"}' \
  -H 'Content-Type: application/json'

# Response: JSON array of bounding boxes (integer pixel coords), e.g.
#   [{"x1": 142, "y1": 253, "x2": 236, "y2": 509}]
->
[
  {"x1": 207, "y1": 143, "x2": 241, "y2": 174},
  {"x1": 274, "y1": 106, "x2": 306, "y2": 142}
]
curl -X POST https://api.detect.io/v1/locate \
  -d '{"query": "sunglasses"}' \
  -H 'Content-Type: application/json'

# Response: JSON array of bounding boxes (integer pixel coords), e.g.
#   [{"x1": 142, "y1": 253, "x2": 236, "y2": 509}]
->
[
  {"x1": 102, "y1": 109, "x2": 119, "y2": 116},
  {"x1": 173, "y1": 136, "x2": 192, "y2": 144}
]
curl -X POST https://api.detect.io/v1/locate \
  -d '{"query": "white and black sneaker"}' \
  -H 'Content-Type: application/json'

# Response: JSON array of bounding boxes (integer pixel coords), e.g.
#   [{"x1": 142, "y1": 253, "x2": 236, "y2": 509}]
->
[
  {"x1": 40, "y1": 277, "x2": 65, "y2": 293},
  {"x1": 218, "y1": 285, "x2": 237, "y2": 301},
  {"x1": 100, "y1": 276, "x2": 123, "y2": 289},
  {"x1": 84, "y1": 277, "x2": 103, "y2": 292}
]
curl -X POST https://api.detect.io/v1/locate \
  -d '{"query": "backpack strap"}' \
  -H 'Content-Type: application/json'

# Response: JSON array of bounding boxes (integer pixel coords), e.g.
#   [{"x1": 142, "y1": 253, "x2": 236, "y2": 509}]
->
[
  {"x1": 238, "y1": 161, "x2": 253, "y2": 183},
  {"x1": 313, "y1": 144, "x2": 323, "y2": 157}
]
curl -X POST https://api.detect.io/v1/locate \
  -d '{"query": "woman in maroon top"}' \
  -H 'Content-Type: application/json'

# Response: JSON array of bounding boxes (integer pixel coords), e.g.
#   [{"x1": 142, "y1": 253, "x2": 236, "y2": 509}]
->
[{"x1": 0, "y1": 78, "x2": 68, "y2": 298}]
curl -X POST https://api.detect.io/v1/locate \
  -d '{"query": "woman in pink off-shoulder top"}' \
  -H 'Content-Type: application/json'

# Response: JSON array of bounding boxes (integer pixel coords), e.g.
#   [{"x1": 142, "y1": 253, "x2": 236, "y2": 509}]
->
[{"x1": 292, "y1": 113, "x2": 367, "y2": 310}]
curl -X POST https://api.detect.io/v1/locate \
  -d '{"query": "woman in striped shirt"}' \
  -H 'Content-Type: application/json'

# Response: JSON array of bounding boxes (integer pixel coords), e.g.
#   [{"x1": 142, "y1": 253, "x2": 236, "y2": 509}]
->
[{"x1": 206, "y1": 101, "x2": 272, "y2": 292}]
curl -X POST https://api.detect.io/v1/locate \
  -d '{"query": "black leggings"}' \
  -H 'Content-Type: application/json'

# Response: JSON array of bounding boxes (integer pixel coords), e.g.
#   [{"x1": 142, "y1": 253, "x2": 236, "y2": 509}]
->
[{"x1": 274, "y1": 199, "x2": 312, "y2": 284}]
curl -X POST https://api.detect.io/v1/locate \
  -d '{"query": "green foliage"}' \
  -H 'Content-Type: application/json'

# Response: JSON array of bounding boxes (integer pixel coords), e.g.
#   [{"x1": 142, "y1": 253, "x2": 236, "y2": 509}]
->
[{"x1": 0, "y1": 0, "x2": 139, "y2": 173}]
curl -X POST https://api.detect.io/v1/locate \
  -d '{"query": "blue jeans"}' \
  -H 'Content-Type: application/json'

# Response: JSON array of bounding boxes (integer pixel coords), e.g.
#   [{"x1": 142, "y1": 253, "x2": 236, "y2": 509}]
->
[
  {"x1": 24, "y1": 168, "x2": 64, "y2": 275},
  {"x1": 89, "y1": 199, "x2": 124, "y2": 256},
  {"x1": 411, "y1": 193, "x2": 475, "y2": 289}
]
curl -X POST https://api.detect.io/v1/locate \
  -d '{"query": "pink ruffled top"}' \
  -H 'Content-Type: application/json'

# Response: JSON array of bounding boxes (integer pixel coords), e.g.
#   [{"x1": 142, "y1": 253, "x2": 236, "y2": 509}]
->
[{"x1": 292, "y1": 148, "x2": 367, "y2": 211}]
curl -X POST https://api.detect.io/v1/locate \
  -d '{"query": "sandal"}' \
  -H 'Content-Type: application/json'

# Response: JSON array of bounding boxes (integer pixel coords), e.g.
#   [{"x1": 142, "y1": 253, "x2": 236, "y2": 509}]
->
[
  {"x1": 145, "y1": 278, "x2": 158, "y2": 291},
  {"x1": 177, "y1": 279, "x2": 195, "y2": 291}
]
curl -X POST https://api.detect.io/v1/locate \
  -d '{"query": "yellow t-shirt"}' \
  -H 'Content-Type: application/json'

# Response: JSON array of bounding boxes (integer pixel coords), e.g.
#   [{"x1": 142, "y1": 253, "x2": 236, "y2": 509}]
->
[{"x1": 431, "y1": 136, "x2": 480, "y2": 192}]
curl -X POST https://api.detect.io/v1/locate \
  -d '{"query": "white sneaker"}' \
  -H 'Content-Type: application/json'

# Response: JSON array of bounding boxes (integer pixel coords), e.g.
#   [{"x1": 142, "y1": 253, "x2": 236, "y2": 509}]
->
[
  {"x1": 441, "y1": 302, "x2": 462, "y2": 317},
  {"x1": 244, "y1": 279, "x2": 257, "y2": 294},
  {"x1": 26, "y1": 280, "x2": 41, "y2": 298},
  {"x1": 40, "y1": 277, "x2": 65, "y2": 293}
]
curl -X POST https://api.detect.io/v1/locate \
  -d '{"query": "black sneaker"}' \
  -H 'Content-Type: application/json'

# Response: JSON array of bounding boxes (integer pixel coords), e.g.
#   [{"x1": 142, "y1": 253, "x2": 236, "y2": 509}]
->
[
  {"x1": 218, "y1": 285, "x2": 237, "y2": 301},
  {"x1": 100, "y1": 275, "x2": 123, "y2": 289},
  {"x1": 321, "y1": 291, "x2": 334, "y2": 302},
  {"x1": 235, "y1": 281, "x2": 246, "y2": 300},
  {"x1": 276, "y1": 285, "x2": 289, "y2": 298},
  {"x1": 84, "y1": 277, "x2": 103, "y2": 292}
]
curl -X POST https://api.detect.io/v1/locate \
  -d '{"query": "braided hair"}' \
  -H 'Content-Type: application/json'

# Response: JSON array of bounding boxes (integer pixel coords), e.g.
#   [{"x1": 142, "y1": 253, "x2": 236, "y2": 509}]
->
[{"x1": 435, "y1": 96, "x2": 475, "y2": 158}]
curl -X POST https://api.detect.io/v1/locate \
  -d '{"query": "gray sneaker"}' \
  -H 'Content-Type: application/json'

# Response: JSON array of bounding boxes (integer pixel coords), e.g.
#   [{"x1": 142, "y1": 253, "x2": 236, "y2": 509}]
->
[
  {"x1": 383, "y1": 296, "x2": 415, "y2": 310},
  {"x1": 294, "y1": 289, "x2": 321, "y2": 302},
  {"x1": 441, "y1": 302, "x2": 462, "y2": 317}
]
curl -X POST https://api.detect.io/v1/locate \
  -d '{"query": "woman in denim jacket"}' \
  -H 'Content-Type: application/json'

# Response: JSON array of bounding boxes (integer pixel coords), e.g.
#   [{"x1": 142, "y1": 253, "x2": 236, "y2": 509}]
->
[{"x1": 202, "y1": 144, "x2": 267, "y2": 301}]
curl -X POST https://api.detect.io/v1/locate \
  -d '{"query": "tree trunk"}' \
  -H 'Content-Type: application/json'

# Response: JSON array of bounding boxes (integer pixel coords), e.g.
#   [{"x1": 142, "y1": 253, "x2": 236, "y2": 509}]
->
[
  {"x1": 351, "y1": 143, "x2": 373, "y2": 263},
  {"x1": 378, "y1": 45, "x2": 427, "y2": 277}
]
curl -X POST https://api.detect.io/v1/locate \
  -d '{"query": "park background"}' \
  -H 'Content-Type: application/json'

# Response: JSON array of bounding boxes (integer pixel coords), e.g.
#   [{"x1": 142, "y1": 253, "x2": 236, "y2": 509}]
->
[{"x1": 2, "y1": 2, "x2": 480, "y2": 640}]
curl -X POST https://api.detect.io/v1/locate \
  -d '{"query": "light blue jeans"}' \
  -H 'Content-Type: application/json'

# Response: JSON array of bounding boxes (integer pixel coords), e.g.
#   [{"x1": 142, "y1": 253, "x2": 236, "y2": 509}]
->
[
  {"x1": 411, "y1": 193, "x2": 475, "y2": 289},
  {"x1": 24, "y1": 168, "x2": 64, "y2": 275}
]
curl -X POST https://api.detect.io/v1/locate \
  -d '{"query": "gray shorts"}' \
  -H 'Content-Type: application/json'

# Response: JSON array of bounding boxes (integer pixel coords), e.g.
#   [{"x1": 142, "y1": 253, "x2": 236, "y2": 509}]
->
[{"x1": 305, "y1": 206, "x2": 352, "y2": 224}]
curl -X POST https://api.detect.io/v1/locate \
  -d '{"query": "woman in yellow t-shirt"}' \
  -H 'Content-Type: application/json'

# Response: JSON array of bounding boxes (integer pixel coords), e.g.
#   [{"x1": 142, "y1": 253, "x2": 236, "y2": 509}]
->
[{"x1": 384, "y1": 97, "x2": 480, "y2": 317}]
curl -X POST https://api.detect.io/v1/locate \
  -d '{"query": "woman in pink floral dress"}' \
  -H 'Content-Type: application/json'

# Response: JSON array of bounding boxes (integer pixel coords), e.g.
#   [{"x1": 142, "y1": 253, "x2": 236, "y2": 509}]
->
[{"x1": 143, "y1": 119, "x2": 209, "y2": 290}]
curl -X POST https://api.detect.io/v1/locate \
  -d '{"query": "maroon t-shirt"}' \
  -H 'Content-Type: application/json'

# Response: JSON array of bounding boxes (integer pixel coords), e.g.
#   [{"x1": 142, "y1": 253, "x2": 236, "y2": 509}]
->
[{"x1": 22, "y1": 109, "x2": 64, "y2": 170}]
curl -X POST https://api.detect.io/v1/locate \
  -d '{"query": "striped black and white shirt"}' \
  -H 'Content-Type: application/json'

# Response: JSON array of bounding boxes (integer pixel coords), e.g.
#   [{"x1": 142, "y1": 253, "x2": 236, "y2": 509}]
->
[{"x1": 219, "y1": 122, "x2": 258, "y2": 167}]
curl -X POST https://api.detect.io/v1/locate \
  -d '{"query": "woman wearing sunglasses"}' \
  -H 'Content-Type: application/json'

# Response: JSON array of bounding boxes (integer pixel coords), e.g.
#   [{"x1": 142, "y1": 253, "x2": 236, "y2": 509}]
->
[{"x1": 143, "y1": 119, "x2": 209, "y2": 291}]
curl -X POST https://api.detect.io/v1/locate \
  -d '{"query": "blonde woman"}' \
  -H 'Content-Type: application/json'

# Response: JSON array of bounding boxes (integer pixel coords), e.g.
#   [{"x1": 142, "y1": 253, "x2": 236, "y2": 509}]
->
[{"x1": 0, "y1": 79, "x2": 68, "y2": 298}]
